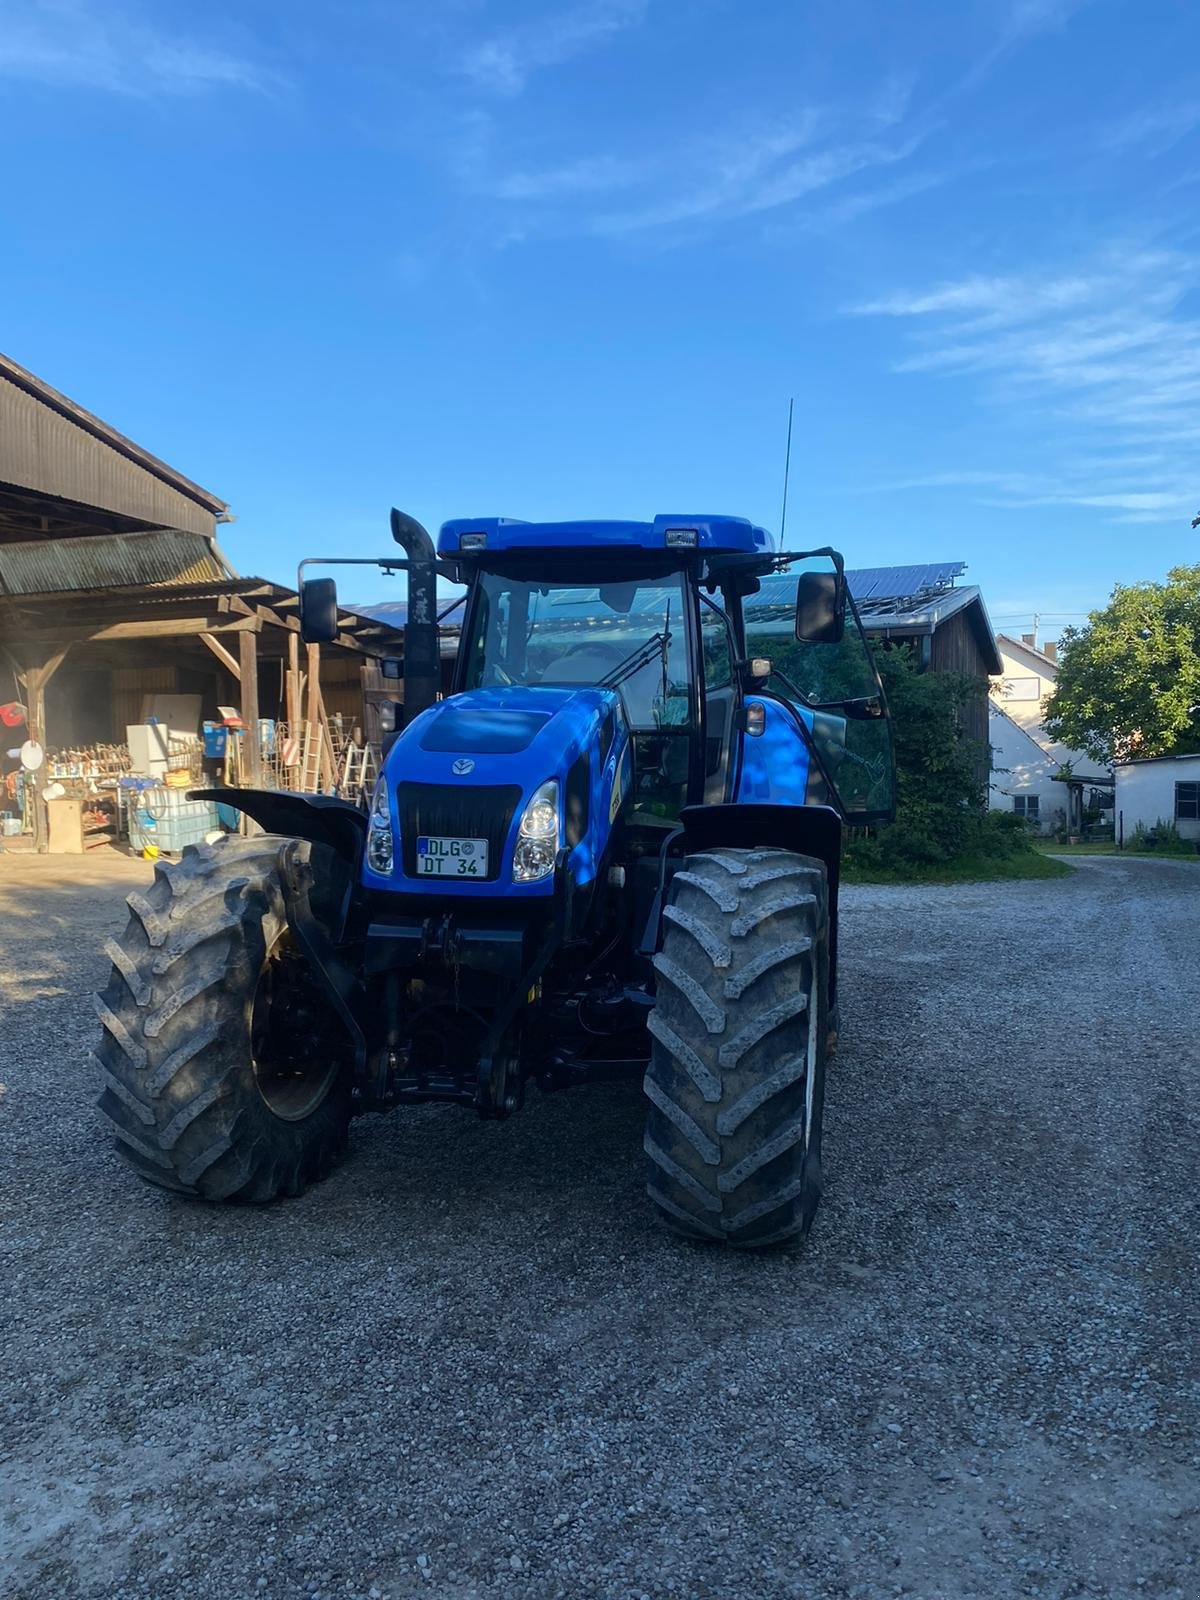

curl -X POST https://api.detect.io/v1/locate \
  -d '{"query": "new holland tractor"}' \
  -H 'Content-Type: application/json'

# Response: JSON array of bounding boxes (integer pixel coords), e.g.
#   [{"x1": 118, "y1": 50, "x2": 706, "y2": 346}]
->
[{"x1": 95, "y1": 511, "x2": 894, "y2": 1248}]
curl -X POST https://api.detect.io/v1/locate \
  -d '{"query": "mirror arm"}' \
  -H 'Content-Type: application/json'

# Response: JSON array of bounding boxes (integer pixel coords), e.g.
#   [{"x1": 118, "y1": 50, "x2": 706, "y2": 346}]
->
[
  {"x1": 296, "y1": 555, "x2": 411, "y2": 593},
  {"x1": 812, "y1": 696, "x2": 884, "y2": 721},
  {"x1": 772, "y1": 546, "x2": 846, "y2": 573},
  {"x1": 767, "y1": 665, "x2": 815, "y2": 709}
]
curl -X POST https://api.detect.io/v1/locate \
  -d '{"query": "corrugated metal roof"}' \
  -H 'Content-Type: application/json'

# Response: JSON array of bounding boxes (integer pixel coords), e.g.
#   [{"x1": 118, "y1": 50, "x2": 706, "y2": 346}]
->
[
  {"x1": 0, "y1": 528, "x2": 231, "y2": 595},
  {"x1": 0, "y1": 350, "x2": 228, "y2": 518}
]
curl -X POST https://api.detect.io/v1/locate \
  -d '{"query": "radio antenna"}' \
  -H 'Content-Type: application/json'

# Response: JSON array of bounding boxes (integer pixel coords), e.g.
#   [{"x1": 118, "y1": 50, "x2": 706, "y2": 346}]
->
[{"x1": 779, "y1": 396, "x2": 795, "y2": 542}]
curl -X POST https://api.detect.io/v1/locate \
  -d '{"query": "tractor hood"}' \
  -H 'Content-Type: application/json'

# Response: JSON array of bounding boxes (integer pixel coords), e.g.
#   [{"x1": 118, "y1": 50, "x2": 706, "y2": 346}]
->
[
  {"x1": 365, "y1": 686, "x2": 631, "y2": 896},
  {"x1": 396, "y1": 685, "x2": 617, "y2": 777}
]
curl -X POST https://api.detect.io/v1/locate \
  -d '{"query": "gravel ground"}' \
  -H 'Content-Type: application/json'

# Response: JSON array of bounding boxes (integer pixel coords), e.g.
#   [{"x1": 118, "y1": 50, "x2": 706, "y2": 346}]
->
[{"x1": 2, "y1": 850, "x2": 1198, "y2": 1600}]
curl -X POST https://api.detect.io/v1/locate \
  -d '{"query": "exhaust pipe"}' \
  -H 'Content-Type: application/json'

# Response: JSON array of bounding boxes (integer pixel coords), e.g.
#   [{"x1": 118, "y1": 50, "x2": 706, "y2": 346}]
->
[{"x1": 390, "y1": 508, "x2": 439, "y2": 727}]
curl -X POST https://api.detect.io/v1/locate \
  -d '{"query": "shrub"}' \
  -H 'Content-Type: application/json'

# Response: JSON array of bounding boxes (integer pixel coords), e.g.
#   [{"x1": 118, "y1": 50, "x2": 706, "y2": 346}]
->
[
  {"x1": 1127, "y1": 818, "x2": 1188, "y2": 852},
  {"x1": 844, "y1": 645, "x2": 1038, "y2": 875}
]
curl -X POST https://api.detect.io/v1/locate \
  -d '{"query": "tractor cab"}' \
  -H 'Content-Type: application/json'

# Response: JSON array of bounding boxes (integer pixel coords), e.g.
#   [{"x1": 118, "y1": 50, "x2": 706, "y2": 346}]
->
[
  {"x1": 297, "y1": 511, "x2": 894, "y2": 932},
  {"x1": 435, "y1": 514, "x2": 894, "y2": 834}
]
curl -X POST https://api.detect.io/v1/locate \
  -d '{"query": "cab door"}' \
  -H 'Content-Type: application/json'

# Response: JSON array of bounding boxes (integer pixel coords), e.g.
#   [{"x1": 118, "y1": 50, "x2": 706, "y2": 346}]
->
[
  {"x1": 699, "y1": 594, "x2": 739, "y2": 804},
  {"x1": 741, "y1": 557, "x2": 896, "y2": 824}
]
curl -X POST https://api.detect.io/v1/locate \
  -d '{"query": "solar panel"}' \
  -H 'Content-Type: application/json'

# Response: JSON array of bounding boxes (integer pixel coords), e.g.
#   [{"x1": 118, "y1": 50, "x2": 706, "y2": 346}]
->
[{"x1": 846, "y1": 563, "x2": 966, "y2": 602}]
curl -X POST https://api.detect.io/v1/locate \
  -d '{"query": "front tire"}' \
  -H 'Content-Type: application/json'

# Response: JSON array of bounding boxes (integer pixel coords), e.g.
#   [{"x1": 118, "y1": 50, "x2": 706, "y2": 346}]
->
[
  {"x1": 95, "y1": 836, "x2": 352, "y2": 1201},
  {"x1": 643, "y1": 847, "x2": 829, "y2": 1249}
]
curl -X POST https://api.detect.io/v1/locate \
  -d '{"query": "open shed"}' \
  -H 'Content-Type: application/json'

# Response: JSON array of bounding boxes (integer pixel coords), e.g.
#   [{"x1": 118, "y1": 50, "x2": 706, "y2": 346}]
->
[{"x1": 0, "y1": 352, "x2": 402, "y2": 848}]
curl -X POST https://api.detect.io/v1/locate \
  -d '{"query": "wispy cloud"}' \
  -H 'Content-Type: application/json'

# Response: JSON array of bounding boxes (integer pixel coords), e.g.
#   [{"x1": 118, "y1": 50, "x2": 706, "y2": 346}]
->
[
  {"x1": 855, "y1": 270, "x2": 1105, "y2": 326},
  {"x1": 456, "y1": 0, "x2": 1084, "y2": 246},
  {"x1": 0, "y1": 0, "x2": 279, "y2": 96},
  {"x1": 460, "y1": 0, "x2": 648, "y2": 97},
  {"x1": 473, "y1": 90, "x2": 939, "y2": 240},
  {"x1": 852, "y1": 248, "x2": 1200, "y2": 524},
  {"x1": 1004, "y1": 0, "x2": 1092, "y2": 39},
  {"x1": 818, "y1": 167, "x2": 955, "y2": 226},
  {"x1": 490, "y1": 153, "x2": 652, "y2": 202},
  {"x1": 948, "y1": 0, "x2": 1094, "y2": 103},
  {"x1": 1106, "y1": 101, "x2": 1200, "y2": 156},
  {"x1": 578, "y1": 117, "x2": 927, "y2": 236}
]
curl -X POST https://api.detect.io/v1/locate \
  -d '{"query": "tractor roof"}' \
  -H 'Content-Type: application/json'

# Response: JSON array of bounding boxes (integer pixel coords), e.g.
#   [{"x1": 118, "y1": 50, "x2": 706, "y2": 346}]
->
[{"x1": 438, "y1": 514, "x2": 775, "y2": 560}]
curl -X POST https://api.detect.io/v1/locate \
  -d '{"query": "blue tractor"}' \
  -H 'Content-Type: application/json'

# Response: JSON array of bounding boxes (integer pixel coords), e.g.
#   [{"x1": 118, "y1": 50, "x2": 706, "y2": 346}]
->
[{"x1": 96, "y1": 511, "x2": 895, "y2": 1247}]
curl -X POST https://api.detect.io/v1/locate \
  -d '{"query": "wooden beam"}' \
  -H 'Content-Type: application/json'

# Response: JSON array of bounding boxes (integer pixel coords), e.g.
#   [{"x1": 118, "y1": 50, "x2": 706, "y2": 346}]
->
[
  {"x1": 255, "y1": 602, "x2": 301, "y2": 632},
  {"x1": 13, "y1": 615, "x2": 262, "y2": 645},
  {"x1": 13, "y1": 593, "x2": 253, "y2": 624},
  {"x1": 239, "y1": 630, "x2": 262, "y2": 787},
  {"x1": 199, "y1": 632, "x2": 241, "y2": 680}
]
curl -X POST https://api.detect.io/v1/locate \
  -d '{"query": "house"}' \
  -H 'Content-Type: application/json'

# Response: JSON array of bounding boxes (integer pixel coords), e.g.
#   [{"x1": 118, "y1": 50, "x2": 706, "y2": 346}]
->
[
  {"x1": 1113, "y1": 753, "x2": 1200, "y2": 845},
  {"x1": 988, "y1": 631, "x2": 1111, "y2": 835}
]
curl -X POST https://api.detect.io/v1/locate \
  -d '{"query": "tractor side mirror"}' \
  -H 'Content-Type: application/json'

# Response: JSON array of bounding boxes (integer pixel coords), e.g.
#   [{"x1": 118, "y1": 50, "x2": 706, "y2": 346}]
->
[
  {"x1": 300, "y1": 578, "x2": 339, "y2": 644},
  {"x1": 380, "y1": 657, "x2": 403, "y2": 681},
  {"x1": 794, "y1": 569, "x2": 846, "y2": 645}
]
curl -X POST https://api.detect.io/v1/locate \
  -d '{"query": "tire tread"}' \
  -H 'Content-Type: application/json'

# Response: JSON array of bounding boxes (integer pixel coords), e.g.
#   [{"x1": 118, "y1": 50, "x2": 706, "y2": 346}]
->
[
  {"x1": 644, "y1": 845, "x2": 829, "y2": 1249},
  {"x1": 94, "y1": 835, "x2": 351, "y2": 1203}
]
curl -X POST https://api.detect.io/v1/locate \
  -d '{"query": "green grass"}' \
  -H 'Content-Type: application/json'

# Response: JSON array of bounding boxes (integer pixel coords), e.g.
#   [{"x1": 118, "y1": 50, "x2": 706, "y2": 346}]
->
[
  {"x1": 1031, "y1": 838, "x2": 1118, "y2": 855},
  {"x1": 1032, "y1": 838, "x2": 1200, "y2": 861},
  {"x1": 843, "y1": 851, "x2": 1072, "y2": 885}
]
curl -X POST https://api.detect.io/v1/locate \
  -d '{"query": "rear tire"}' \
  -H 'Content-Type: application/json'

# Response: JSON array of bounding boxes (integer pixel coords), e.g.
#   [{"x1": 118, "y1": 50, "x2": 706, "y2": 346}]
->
[
  {"x1": 95, "y1": 835, "x2": 352, "y2": 1201},
  {"x1": 643, "y1": 846, "x2": 829, "y2": 1249}
]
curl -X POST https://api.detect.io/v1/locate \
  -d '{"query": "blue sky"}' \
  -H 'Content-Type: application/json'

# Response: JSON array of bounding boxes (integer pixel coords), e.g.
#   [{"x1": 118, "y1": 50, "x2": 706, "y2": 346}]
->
[{"x1": 3, "y1": 0, "x2": 1199, "y2": 634}]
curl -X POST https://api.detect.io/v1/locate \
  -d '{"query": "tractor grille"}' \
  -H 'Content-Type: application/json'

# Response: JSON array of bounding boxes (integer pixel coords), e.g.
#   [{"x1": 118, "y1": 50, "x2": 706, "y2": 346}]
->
[{"x1": 397, "y1": 782, "x2": 522, "y2": 882}]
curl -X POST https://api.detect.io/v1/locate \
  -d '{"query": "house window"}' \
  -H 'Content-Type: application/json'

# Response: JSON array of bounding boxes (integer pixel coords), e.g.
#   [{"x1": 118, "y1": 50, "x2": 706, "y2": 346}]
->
[
  {"x1": 1001, "y1": 677, "x2": 1040, "y2": 702},
  {"x1": 1176, "y1": 782, "x2": 1200, "y2": 821},
  {"x1": 1013, "y1": 795, "x2": 1040, "y2": 820}
]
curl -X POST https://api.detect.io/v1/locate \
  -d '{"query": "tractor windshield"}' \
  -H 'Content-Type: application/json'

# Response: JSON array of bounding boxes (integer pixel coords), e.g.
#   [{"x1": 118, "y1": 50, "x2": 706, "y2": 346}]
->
[
  {"x1": 463, "y1": 569, "x2": 694, "y2": 817},
  {"x1": 463, "y1": 570, "x2": 689, "y2": 724}
]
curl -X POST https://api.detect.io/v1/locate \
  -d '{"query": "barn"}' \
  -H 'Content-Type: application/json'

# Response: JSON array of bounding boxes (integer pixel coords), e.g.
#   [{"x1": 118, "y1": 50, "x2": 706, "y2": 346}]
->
[{"x1": 848, "y1": 561, "x2": 1002, "y2": 754}]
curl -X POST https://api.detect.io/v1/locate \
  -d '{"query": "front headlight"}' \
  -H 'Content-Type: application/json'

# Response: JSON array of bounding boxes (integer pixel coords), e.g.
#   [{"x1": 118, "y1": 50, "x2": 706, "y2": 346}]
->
[
  {"x1": 367, "y1": 776, "x2": 393, "y2": 875},
  {"x1": 513, "y1": 779, "x2": 559, "y2": 882}
]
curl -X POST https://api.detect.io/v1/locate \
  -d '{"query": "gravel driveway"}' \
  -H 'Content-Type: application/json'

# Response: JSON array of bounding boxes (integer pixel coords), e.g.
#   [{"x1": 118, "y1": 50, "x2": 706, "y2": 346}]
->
[{"x1": 2, "y1": 851, "x2": 1197, "y2": 1599}]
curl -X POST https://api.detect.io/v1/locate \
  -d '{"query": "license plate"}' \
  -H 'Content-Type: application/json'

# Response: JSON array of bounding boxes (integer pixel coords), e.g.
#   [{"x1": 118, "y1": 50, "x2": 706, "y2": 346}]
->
[{"x1": 416, "y1": 835, "x2": 488, "y2": 877}]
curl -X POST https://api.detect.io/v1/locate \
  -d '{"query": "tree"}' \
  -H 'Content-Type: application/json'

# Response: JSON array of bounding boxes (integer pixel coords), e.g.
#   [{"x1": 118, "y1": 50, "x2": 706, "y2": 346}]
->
[
  {"x1": 844, "y1": 645, "x2": 1029, "y2": 871},
  {"x1": 1043, "y1": 564, "x2": 1200, "y2": 765}
]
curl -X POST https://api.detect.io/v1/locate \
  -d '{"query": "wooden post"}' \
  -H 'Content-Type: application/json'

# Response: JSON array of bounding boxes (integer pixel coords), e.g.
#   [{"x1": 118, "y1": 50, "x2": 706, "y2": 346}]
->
[
  {"x1": 284, "y1": 630, "x2": 302, "y2": 784},
  {"x1": 361, "y1": 658, "x2": 382, "y2": 748},
  {"x1": 305, "y1": 643, "x2": 335, "y2": 789},
  {"x1": 305, "y1": 643, "x2": 322, "y2": 720},
  {"x1": 239, "y1": 630, "x2": 262, "y2": 787},
  {"x1": 13, "y1": 647, "x2": 71, "y2": 851},
  {"x1": 286, "y1": 630, "x2": 301, "y2": 731}
]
